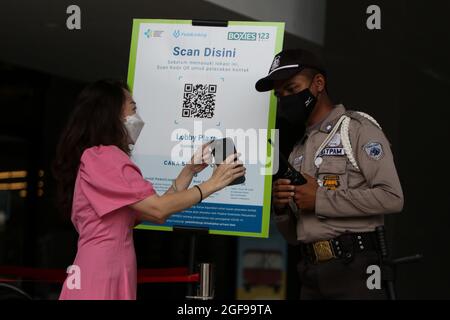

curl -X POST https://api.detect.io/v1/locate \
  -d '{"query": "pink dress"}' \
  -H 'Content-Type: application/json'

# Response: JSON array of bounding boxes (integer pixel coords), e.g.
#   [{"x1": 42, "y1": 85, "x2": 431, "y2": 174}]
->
[{"x1": 59, "y1": 145, "x2": 155, "y2": 300}]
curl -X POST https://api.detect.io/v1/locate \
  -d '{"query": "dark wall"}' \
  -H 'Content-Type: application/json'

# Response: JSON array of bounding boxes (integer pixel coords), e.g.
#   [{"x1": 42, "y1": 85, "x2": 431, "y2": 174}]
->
[{"x1": 325, "y1": 0, "x2": 450, "y2": 298}]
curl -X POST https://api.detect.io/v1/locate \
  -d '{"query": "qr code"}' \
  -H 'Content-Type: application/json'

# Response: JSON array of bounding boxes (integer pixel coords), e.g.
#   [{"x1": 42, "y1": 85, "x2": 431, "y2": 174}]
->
[{"x1": 182, "y1": 84, "x2": 217, "y2": 118}]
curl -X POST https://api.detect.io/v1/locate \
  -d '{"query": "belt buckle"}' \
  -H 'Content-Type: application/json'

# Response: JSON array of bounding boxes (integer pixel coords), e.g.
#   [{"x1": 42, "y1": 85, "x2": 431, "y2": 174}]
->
[{"x1": 312, "y1": 240, "x2": 335, "y2": 262}]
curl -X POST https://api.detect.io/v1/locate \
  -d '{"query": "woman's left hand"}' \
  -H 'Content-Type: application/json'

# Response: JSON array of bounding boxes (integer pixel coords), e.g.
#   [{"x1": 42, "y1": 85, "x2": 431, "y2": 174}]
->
[{"x1": 186, "y1": 141, "x2": 213, "y2": 174}]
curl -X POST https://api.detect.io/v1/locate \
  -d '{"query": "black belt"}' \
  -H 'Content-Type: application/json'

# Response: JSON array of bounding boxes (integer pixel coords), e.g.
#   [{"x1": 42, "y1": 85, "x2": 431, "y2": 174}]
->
[{"x1": 299, "y1": 231, "x2": 379, "y2": 264}]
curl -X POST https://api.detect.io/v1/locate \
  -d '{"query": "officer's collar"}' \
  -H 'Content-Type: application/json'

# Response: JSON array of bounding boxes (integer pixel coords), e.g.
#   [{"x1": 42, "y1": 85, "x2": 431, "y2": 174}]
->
[{"x1": 316, "y1": 104, "x2": 346, "y2": 134}]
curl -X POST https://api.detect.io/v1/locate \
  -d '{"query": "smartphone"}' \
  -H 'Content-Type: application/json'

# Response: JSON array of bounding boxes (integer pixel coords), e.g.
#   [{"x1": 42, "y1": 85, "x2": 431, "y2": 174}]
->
[{"x1": 211, "y1": 137, "x2": 246, "y2": 186}]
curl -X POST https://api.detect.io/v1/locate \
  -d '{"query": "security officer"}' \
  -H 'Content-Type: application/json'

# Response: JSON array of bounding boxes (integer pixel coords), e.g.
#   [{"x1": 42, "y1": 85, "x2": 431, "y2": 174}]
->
[{"x1": 255, "y1": 49, "x2": 404, "y2": 300}]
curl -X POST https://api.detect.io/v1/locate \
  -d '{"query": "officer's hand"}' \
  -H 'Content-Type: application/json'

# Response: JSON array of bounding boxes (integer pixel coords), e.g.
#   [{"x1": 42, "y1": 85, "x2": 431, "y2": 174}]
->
[
  {"x1": 294, "y1": 174, "x2": 318, "y2": 212},
  {"x1": 272, "y1": 179, "x2": 295, "y2": 210}
]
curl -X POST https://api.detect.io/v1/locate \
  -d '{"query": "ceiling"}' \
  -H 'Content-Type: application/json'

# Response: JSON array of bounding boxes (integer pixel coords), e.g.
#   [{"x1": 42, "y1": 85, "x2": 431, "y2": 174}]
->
[{"x1": 0, "y1": 0, "x2": 321, "y2": 83}]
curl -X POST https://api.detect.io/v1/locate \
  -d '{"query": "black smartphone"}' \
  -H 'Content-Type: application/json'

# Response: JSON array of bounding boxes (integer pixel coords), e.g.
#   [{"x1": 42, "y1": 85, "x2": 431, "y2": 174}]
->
[
  {"x1": 211, "y1": 137, "x2": 246, "y2": 186},
  {"x1": 268, "y1": 138, "x2": 306, "y2": 185}
]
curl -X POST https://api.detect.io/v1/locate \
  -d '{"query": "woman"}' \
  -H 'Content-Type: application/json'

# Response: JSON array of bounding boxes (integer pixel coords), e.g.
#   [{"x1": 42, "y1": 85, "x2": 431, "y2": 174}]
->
[{"x1": 53, "y1": 80, "x2": 245, "y2": 300}]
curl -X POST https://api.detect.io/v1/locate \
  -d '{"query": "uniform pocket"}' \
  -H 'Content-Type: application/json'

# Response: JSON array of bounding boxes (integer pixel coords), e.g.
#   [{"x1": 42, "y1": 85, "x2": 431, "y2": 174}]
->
[{"x1": 317, "y1": 157, "x2": 348, "y2": 190}]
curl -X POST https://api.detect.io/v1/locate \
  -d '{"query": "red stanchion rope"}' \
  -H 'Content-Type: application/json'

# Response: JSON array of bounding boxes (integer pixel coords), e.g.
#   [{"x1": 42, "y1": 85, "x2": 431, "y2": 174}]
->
[{"x1": 0, "y1": 266, "x2": 199, "y2": 284}]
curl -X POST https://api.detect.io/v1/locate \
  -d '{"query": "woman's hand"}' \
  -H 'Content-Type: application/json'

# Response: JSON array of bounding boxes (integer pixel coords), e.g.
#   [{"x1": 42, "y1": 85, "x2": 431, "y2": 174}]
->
[
  {"x1": 206, "y1": 153, "x2": 246, "y2": 192},
  {"x1": 166, "y1": 141, "x2": 213, "y2": 194},
  {"x1": 185, "y1": 141, "x2": 213, "y2": 175}
]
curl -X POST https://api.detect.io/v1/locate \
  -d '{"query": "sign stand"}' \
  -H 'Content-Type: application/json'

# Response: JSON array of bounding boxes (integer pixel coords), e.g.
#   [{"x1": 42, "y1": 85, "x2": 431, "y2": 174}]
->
[
  {"x1": 174, "y1": 19, "x2": 227, "y2": 300},
  {"x1": 173, "y1": 225, "x2": 210, "y2": 299}
]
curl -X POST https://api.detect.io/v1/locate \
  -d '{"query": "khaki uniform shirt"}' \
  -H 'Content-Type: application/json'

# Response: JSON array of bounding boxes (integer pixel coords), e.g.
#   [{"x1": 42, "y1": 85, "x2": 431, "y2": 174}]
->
[{"x1": 274, "y1": 104, "x2": 404, "y2": 244}]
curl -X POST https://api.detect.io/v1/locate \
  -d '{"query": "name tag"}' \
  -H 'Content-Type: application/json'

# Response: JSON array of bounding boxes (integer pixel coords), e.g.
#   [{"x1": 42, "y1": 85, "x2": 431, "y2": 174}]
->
[{"x1": 319, "y1": 147, "x2": 345, "y2": 157}]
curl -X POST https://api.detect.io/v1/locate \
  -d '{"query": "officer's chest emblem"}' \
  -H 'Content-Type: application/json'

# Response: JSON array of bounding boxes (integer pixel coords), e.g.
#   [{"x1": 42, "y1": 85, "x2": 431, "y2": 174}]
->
[
  {"x1": 293, "y1": 155, "x2": 303, "y2": 167},
  {"x1": 323, "y1": 175, "x2": 340, "y2": 190},
  {"x1": 327, "y1": 133, "x2": 341, "y2": 147},
  {"x1": 364, "y1": 142, "x2": 384, "y2": 160}
]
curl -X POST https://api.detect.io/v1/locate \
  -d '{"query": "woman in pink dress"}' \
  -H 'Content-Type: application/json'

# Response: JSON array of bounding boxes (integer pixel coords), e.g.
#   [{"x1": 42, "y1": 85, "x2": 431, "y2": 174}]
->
[{"x1": 53, "y1": 80, "x2": 245, "y2": 300}]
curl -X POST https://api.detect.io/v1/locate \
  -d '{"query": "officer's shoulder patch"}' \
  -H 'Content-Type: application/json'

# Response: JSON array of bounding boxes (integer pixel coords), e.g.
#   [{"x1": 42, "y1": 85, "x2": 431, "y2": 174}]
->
[{"x1": 363, "y1": 142, "x2": 384, "y2": 160}]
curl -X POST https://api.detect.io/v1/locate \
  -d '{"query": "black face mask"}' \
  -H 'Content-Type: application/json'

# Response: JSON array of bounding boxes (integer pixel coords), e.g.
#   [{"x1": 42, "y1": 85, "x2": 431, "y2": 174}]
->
[{"x1": 277, "y1": 87, "x2": 317, "y2": 127}]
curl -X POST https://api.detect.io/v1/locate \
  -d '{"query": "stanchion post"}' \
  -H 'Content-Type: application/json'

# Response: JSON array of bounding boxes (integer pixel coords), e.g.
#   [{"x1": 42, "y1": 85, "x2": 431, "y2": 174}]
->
[{"x1": 172, "y1": 226, "x2": 209, "y2": 298}]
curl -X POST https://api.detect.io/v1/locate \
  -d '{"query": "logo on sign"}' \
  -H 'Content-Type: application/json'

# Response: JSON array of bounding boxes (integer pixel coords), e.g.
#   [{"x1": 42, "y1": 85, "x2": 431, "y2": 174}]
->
[
  {"x1": 173, "y1": 30, "x2": 181, "y2": 38},
  {"x1": 172, "y1": 30, "x2": 207, "y2": 38},
  {"x1": 227, "y1": 32, "x2": 257, "y2": 41},
  {"x1": 144, "y1": 29, "x2": 164, "y2": 38}
]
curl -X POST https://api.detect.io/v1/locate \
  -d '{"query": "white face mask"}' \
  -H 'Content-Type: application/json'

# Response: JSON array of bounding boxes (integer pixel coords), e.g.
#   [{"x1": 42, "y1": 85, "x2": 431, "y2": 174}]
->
[{"x1": 124, "y1": 113, "x2": 145, "y2": 144}]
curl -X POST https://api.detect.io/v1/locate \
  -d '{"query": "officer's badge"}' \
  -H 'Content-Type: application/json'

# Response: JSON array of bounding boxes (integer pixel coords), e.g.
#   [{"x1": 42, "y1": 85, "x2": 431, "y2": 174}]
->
[
  {"x1": 364, "y1": 142, "x2": 384, "y2": 160},
  {"x1": 323, "y1": 175, "x2": 340, "y2": 190},
  {"x1": 270, "y1": 55, "x2": 281, "y2": 72},
  {"x1": 327, "y1": 133, "x2": 341, "y2": 147},
  {"x1": 293, "y1": 155, "x2": 303, "y2": 166}
]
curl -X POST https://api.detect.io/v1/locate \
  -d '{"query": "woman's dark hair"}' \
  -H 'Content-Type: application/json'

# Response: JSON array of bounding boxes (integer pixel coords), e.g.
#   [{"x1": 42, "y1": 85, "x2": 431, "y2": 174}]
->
[{"x1": 52, "y1": 79, "x2": 131, "y2": 216}]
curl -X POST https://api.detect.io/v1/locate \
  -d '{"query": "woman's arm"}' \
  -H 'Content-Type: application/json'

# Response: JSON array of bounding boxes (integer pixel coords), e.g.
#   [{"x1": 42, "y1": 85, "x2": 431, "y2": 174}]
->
[
  {"x1": 136, "y1": 166, "x2": 196, "y2": 225},
  {"x1": 132, "y1": 180, "x2": 215, "y2": 224},
  {"x1": 164, "y1": 166, "x2": 195, "y2": 195},
  {"x1": 130, "y1": 153, "x2": 245, "y2": 224}
]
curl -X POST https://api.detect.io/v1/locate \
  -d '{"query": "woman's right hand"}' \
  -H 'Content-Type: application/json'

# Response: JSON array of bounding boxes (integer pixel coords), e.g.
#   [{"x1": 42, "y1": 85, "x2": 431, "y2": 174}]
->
[{"x1": 207, "y1": 153, "x2": 246, "y2": 192}]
